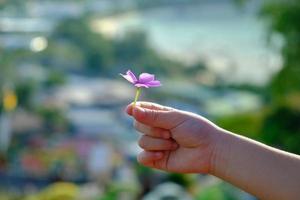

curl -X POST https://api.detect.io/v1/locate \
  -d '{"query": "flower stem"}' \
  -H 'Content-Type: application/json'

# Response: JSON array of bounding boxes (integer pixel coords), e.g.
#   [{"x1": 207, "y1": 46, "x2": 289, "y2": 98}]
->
[{"x1": 133, "y1": 87, "x2": 141, "y2": 107}]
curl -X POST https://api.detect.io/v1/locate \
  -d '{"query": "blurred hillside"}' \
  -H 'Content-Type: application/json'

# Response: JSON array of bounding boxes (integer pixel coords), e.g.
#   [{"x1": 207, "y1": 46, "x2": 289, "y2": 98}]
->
[{"x1": 0, "y1": 0, "x2": 300, "y2": 199}]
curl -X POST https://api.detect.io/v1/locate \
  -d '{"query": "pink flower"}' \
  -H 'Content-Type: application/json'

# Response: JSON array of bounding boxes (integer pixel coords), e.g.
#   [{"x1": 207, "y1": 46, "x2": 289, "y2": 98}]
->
[{"x1": 120, "y1": 70, "x2": 161, "y2": 88}]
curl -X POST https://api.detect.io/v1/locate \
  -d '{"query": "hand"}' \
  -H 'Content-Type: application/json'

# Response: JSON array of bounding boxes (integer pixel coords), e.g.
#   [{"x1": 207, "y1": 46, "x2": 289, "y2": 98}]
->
[
  {"x1": 126, "y1": 102, "x2": 300, "y2": 199},
  {"x1": 126, "y1": 102, "x2": 222, "y2": 173}
]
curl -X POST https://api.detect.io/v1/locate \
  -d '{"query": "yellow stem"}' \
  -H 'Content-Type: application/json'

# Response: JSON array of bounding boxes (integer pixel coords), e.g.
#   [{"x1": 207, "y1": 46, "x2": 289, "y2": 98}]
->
[{"x1": 133, "y1": 87, "x2": 141, "y2": 107}]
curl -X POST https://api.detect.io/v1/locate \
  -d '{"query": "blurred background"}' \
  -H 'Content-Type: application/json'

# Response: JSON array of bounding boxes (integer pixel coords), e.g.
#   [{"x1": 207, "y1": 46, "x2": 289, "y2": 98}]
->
[{"x1": 0, "y1": 0, "x2": 299, "y2": 199}]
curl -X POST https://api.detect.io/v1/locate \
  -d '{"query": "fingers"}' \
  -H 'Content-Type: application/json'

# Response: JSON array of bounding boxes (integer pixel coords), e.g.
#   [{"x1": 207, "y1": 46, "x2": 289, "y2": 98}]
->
[
  {"x1": 137, "y1": 151, "x2": 164, "y2": 166},
  {"x1": 136, "y1": 134, "x2": 178, "y2": 168},
  {"x1": 126, "y1": 101, "x2": 173, "y2": 116},
  {"x1": 126, "y1": 101, "x2": 186, "y2": 129},
  {"x1": 138, "y1": 135, "x2": 178, "y2": 151},
  {"x1": 134, "y1": 121, "x2": 171, "y2": 139},
  {"x1": 132, "y1": 105, "x2": 186, "y2": 130}
]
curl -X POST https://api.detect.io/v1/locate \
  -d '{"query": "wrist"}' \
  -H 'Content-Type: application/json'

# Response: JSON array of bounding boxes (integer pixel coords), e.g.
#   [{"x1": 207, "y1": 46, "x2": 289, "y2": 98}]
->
[{"x1": 209, "y1": 127, "x2": 234, "y2": 177}]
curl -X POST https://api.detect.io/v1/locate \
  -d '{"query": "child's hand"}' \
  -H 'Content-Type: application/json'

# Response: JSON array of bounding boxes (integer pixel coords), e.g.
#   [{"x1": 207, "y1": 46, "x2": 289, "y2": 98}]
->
[
  {"x1": 126, "y1": 102, "x2": 222, "y2": 173},
  {"x1": 126, "y1": 101, "x2": 300, "y2": 199}
]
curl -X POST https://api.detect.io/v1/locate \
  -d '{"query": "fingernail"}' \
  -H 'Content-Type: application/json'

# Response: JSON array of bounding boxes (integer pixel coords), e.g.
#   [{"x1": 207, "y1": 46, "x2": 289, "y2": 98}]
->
[{"x1": 137, "y1": 106, "x2": 145, "y2": 113}]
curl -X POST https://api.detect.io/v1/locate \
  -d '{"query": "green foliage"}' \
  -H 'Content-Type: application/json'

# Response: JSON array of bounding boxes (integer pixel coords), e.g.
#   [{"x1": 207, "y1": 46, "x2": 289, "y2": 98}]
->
[
  {"x1": 0, "y1": 49, "x2": 33, "y2": 95},
  {"x1": 195, "y1": 182, "x2": 243, "y2": 200},
  {"x1": 260, "y1": 105, "x2": 300, "y2": 154},
  {"x1": 45, "y1": 18, "x2": 184, "y2": 77},
  {"x1": 261, "y1": 0, "x2": 300, "y2": 35},
  {"x1": 224, "y1": 0, "x2": 300, "y2": 154},
  {"x1": 15, "y1": 80, "x2": 36, "y2": 110},
  {"x1": 51, "y1": 18, "x2": 114, "y2": 75},
  {"x1": 185, "y1": 61, "x2": 207, "y2": 76},
  {"x1": 0, "y1": 51, "x2": 17, "y2": 86},
  {"x1": 44, "y1": 70, "x2": 66, "y2": 88},
  {"x1": 217, "y1": 111, "x2": 265, "y2": 139},
  {"x1": 113, "y1": 31, "x2": 177, "y2": 75},
  {"x1": 98, "y1": 182, "x2": 139, "y2": 200},
  {"x1": 40, "y1": 41, "x2": 85, "y2": 71},
  {"x1": 165, "y1": 173, "x2": 195, "y2": 188},
  {"x1": 0, "y1": 0, "x2": 26, "y2": 14},
  {"x1": 255, "y1": 0, "x2": 300, "y2": 153},
  {"x1": 196, "y1": 185, "x2": 227, "y2": 200},
  {"x1": 114, "y1": 31, "x2": 150, "y2": 64},
  {"x1": 36, "y1": 106, "x2": 69, "y2": 133},
  {"x1": 261, "y1": 0, "x2": 300, "y2": 102}
]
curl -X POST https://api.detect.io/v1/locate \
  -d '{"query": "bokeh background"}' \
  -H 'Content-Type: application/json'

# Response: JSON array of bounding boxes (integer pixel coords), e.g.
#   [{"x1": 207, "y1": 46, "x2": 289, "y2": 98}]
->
[{"x1": 0, "y1": 0, "x2": 299, "y2": 199}]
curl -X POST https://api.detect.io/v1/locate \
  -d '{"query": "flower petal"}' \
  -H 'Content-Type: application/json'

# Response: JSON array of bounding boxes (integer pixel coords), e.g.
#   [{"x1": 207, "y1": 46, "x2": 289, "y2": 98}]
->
[
  {"x1": 120, "y1": 70, "x2": 137, "y2": 83},
  {"x1": 145, "y1": 80, "x2": 161, "y2": 87},
  {"x1": 127, "y1": 70, "x2": 138, "y2": 82},
  {"x1": 134, "y1": 83, "x2": 149, "y2": 88},
  {"x1": 138, "y1": 73, "x2": 155, "y2": 83}
]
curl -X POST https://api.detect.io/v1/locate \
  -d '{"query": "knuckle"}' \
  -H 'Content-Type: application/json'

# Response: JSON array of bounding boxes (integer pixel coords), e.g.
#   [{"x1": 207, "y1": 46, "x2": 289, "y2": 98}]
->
[{"x1": 149, "y1": 110, "x2": 159, "y2": 123}]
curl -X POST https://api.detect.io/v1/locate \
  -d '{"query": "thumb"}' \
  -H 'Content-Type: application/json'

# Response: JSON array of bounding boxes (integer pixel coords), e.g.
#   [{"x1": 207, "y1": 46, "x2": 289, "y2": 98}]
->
[{"x1": 132, "y1": 105, "x2": 186, "y2": 129}]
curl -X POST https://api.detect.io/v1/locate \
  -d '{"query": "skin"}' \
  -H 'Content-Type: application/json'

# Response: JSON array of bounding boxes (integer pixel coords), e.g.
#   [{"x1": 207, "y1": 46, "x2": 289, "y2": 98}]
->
[{"x1": 126, "y1": 102, "x2": 300, "y2": 200}]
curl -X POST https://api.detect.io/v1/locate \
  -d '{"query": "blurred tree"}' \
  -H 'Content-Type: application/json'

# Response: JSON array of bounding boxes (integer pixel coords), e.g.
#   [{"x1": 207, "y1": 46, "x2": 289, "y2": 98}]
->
[
  {"x1": 0, "y1": 48, "x2": 39, "y2": 112},
  {"x1": 261, "y1": 105, "x2": 300, "y2": 154},
  {"x1": 258, "y1": 0, "x2": 300, "y2": 153},
  {"x1": 40, "y1": 41, "x2": 85, "y2": 71},
  {"x1": 261, "y1": 0, "x2": 300, "y2": 103},
  {"x1": 0, "y1": 0, "x2": 26, "y2": 14},
  {"x1": 185, "y1": 61, "x2": 207, "y2": 76},
  {"x1": 218, "y1": 0, "x2": 300, "y2": 154},
  {"x1": 165, "y1": 173, "x2": 195, "y2": 189},
  {"x1": 0, "y1": 51, "x2": 17, "y2": 87},
  {"x1": 47, "y1": 18, "x2": 184, "y2": 77},
  {"x1": 114, "y1": 30, "x2": 184, "y2": 76},
  {"x1": 50, "y1": 18, "x2": 114, "y2": 76},
  {"x1": 15, "y1": 80, "x2": 36, "y2": 109},
  {"x1": 217, "y1": 111, "x2": 264, "y2": 140},
  {"x1": 0, "y1": 50, "x2": 27, "y2": 113},
  {"x1": 114, "y1": 31, "x2": 150, "y2": 63},
  {"x1": 37, "y1": 106, "x2": 69, "y2": 133},
  {"x1": 44, "y1": 70, "x2": 66, "y2": 88},
  {"x1": 196, "y1": 181, "x2": 249, "y2": 200}
]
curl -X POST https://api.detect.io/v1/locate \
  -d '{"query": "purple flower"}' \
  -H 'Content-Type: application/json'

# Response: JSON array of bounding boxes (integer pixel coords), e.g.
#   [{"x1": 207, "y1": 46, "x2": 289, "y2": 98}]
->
[{"x1": 120, "y1": 70, "x2": 161, "y2": 88}]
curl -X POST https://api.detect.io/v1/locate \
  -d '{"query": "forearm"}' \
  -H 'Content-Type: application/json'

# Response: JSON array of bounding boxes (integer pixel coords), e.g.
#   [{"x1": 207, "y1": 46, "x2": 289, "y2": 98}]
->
[{"x1": 210, "y1": 129, "x2": 300, "y2": 200}]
